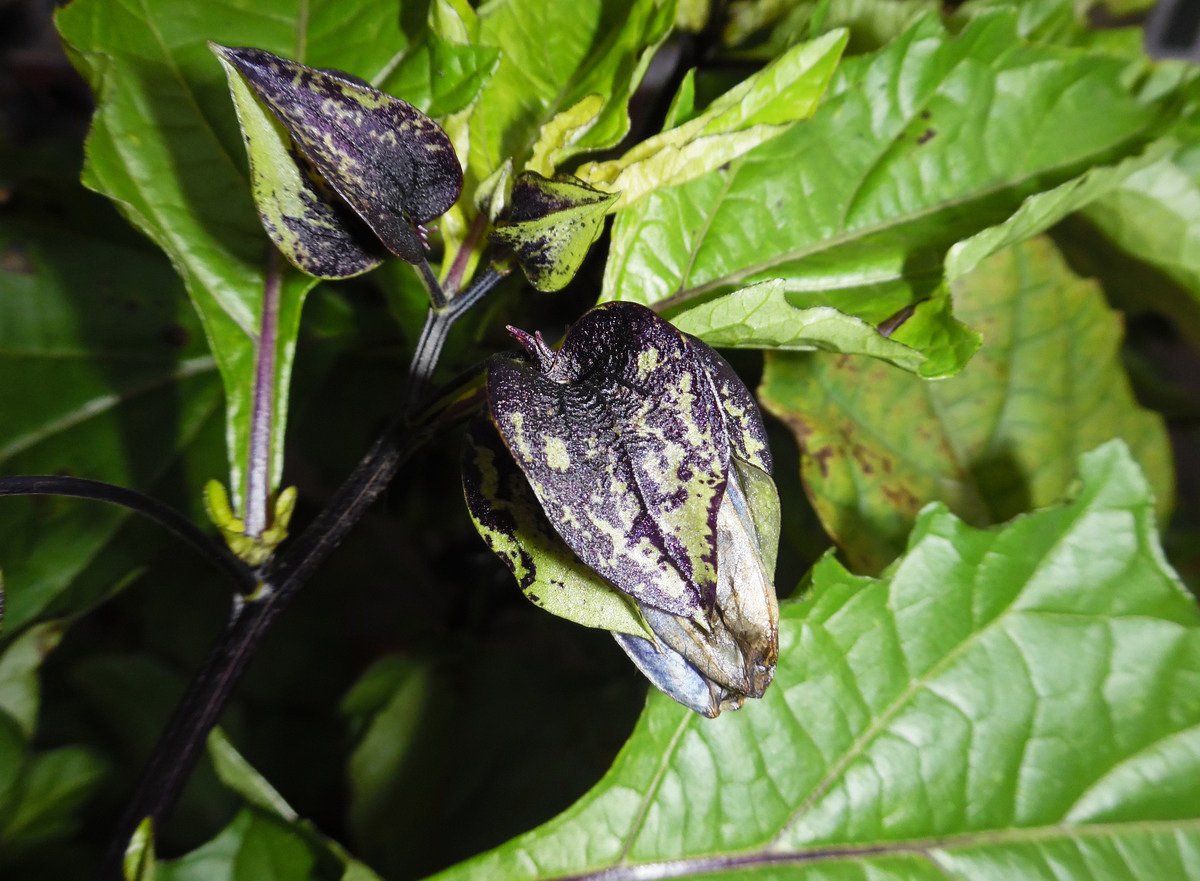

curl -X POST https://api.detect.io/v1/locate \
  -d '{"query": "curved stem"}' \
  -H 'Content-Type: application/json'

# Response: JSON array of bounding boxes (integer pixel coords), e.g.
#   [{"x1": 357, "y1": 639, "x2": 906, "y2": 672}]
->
[
  {"x1": 0, "y1": 475, "x2": 256, "y2": 595},
  {"x1": 95, "y1": 263, "x2": 503, "y2": 881}
]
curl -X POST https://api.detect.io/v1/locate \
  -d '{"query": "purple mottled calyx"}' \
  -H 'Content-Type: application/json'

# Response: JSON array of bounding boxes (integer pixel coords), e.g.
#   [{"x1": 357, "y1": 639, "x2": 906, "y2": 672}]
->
[
  {"x1": 487, "y1": 302, "x2": 734, "y2": 617},
  {"x1": 212, "y1": 45, "x2": 462, "y2": 264},
  {"x1": 476, "y1": 302, "x2": 780, "y2": 717}
]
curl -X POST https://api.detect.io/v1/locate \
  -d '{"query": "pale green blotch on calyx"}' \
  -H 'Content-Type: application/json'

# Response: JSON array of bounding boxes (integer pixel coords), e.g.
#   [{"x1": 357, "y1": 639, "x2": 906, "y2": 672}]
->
[
  {"x1": 204, "y1": 480, "x2": 298, "y2": 567},
  {"x1": 489, "y1": 172, "x2": 619, "y2": 292},
  {"x1": 212, "y1": 44, "x2": 385, "y2": 280},
  {"x1": 462, "y1": 421, "x2": 653, "y2": 639}
]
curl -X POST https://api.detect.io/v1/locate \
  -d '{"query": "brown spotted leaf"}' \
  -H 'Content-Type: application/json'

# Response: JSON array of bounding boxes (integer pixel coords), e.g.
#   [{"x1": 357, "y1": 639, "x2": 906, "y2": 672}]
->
[
  {"x1": 759, "y1": 236, "x2": 1173, "y2": 572},
  {"x1": 486, "y1": 303, "x2": 736, "y2": 617},
  {"x1": 212, "y1": 45, "x2": 462, "y2": 264},
  {"x1": 489, "y1": 172, "x2": 618, "y2": 292},
  {"x1": 461, "y1": 419, "x2": 652, "y2": 638}
]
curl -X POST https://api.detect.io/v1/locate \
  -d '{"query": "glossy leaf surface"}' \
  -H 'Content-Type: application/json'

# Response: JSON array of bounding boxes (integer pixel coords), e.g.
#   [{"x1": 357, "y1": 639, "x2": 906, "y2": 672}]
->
[
  {"x1": 603, "y1": 11, "x2": 1173, "y2": 376},
  {"x1": 428, "y1": 441, "x2": 1200, "y2": 881},
  {"x1": 670, "y1": 279, "x2": 927, "y2": 372},
  {"x1": 0, "y1": 207, "x2": 223, "y2": 631},
  {"x1": 577, "y1": 29, "x2": 847, "y2": 211},
  {"x1": 760, "y1": 237, "x2": 1173, "y2": 572}
]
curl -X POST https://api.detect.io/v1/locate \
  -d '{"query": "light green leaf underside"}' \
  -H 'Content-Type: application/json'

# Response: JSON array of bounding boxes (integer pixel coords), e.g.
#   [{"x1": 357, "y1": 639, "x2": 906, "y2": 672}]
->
[
  {"x1": 759, "y1": 236, "x2": 1174, "y2": 573},
  {"x1": 602, "y1": 11, "x2": 1175, "y2": 376},
  {"x1": 427, "y1": 441, "x2": 1200, "y2": 881},
  {"x1": 577, "y1": 28, "x2": 848, "y2": 211},
  {"x1": 672, "y1": 279, "x2": 926, "y2": 372},
  {"x1": 55, "y1": 0, "x2": 414, "y2": 505}
]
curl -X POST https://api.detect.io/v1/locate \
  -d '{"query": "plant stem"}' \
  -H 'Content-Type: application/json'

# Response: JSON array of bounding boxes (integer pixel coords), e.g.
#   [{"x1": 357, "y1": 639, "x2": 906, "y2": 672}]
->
[
  {"x1": 0, "y1": 475, "x2": 256, "y2": 595},
  {"x1": 443, "y1": 212, "x2": 489, "y2": 296},
  {"x1": 245, "y1": 249, "x2": 282, "y2": 538},
  {"x1": 95, "y1": 263, "x2": 503, "y2": 881}
]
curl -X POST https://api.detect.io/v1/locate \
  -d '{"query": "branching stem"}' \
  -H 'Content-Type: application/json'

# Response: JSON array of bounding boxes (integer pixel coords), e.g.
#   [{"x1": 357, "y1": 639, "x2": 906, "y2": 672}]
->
[
  {"x1": 94, "y1": 261, "x2": 503, "y2": 881},
  {"x1": 0, "y1": 475, "x2": 256, "y2": 595}
]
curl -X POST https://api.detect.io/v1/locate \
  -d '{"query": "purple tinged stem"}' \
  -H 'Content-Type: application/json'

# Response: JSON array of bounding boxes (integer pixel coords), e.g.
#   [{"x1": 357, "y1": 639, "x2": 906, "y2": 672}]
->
[{"x1": 245, "y1": 248, "x2": 281, "y2": 538}]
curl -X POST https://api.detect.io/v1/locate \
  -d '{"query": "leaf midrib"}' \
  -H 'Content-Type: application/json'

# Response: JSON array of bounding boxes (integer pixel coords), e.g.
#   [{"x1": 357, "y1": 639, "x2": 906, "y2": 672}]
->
[{"x1": 547, "y1": 816, "x2": 1200, "y2": 881}]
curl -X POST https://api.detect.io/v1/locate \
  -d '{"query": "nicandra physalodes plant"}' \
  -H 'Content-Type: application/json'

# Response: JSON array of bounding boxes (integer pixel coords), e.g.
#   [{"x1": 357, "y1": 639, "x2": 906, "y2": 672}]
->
[{"x1": 464, "y1": 302, "x2": 781, "y2": 717}]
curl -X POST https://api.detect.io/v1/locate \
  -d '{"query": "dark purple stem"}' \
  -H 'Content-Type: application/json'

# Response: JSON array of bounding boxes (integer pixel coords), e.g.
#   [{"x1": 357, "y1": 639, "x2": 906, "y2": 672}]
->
[{"x1": 245, "y1": 249, "x2": 282, "y2": 538}]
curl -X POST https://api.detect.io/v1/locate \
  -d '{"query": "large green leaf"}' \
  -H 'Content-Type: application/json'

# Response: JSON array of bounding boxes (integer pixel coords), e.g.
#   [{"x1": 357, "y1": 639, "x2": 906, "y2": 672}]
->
[
  {"x1": 759, "y1": 236, "x2": 1173, "y2": 572},
  {"x1": 426, "y1": 440, "x2": 1200, "y2": 881},
  {"x1": 603, "y1": 11, "x2": 1175, "y2": 376},
  {"x1": 576, "y1": 29, "x2": 847, "y2": 211},
  {"x1": 0, "y1": 208, "x2": 223, "y2": 632},
  {"x1": 54, "y1": 0, "x2": 485, "y2": 507}
]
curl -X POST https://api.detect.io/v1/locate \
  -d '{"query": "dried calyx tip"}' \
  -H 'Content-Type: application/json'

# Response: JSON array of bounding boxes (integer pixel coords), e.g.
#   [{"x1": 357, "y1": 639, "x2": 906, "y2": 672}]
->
[{"x1": 506, "y1": 326, "x2": 557, "y2": 371}]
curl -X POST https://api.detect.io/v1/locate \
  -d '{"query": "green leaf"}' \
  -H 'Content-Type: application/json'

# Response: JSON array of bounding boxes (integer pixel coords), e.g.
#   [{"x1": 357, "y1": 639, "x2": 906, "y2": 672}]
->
[
  {"x1": 1075, "y1": 142, "x2": 1200, "y2": 345},
  {"x1": 443, "y1": 0, "x2": 674, "y2": 273},
  {"x1": 207, "y1": 728, "x2": 297, "y2": 822},
  {"x1": 602, "y1": 11, "x2": 1175, "y2": 376},
  {"x1": 462, "y1": 420, "x2": 652, "y2": 638},
  {"x1": 427, "y1": 440, "x2": 1200, "y2": 881},
  {"x1": 0, "y1": 623, "x2": 62, "y2": 740},
  {"x1": 671, "y1": 279, "x2": 927, "y2": 372},
  {"x1": 759, "y1": 236, "x2": 1174, "y2": 572},
  {"x1": 203, "y1": 725, "x2": 386, "y2": 881},
  {"x1": 0, "y1": 746, "x2": 108, "y2": 853},
  {"x1": 212, "y1": 45, "x2": 463, "y2": 265},
  {"x1": 54, "y1": 0, "x2": 417, "y2": 507},
  {"x1": 945, "y1": 138, "x2": 1176, "y2": 283},
  {"x1": 723, "y1": 0, "x2": 937, "y2": 55},
  {"x1": 213, "y1": 48, "x2": 386, "y2": 279},
  {"x1": 577, "y1": 29, "x2": 847, "y2": 210},
  {"x1": 489, "y1": 173, "x2": 619, "y2": 292},
  {"x1": 124, "y1": 817, "x2": 157, "y2": 881},
  {"x1": 377, "y1": 30, "x2": 500, "y2": 120},
  {"x1": 157, "y1": 810, "x2": 317, "y2": 881},
  {"x1": 0, "y1": 205, "x2": 223, "y2": 632},
  {"x1": 465, "y1": 0, "x2": 675, "y2": 181}
]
